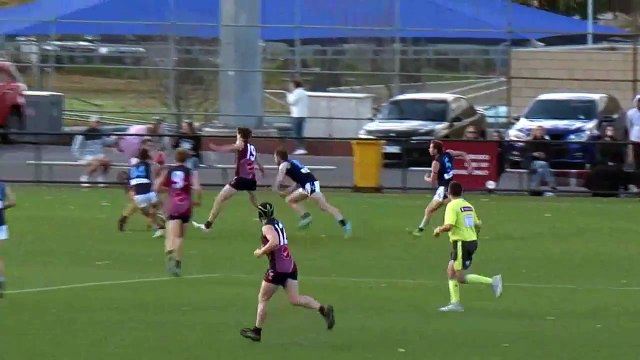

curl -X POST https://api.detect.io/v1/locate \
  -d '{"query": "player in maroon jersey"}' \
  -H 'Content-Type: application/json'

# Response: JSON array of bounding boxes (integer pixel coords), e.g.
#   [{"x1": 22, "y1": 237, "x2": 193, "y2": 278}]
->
[
  {"x1": 155, "y1": 149, "x2": 202, "y2": 276},
  {"x1": 240, "y1": 202, "x2": 335, "y2": 342},
  {"x1": 193, "y1": 127, "x2": 265, "y2": 232}
]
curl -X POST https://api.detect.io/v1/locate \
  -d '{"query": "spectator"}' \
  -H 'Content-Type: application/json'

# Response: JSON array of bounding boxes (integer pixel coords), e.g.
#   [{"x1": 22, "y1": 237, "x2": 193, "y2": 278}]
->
[
  {"x1": 626, "y1": 95, "x2": 640, "y2": 170},
  {"x1": 71, "y1": 116, "x2": 114, "y2": 187},
  {"x1": 173, "y1": 120, "x2": 202, "y2": 171},
  {"x1": 526, "y1": 126, "x2": 557, "y2": 194},
  {"x1": 584, "y1": 125, "x2": 634, "y2": 197},
  {"x1": 595, "y1": 125, "x2": 625, "y2": 165},
  {"x1": 463, "y1": 125, "x2": 480, "y2": 140},
  {"x1": 491, "y1": 130, "x2": 506, "y2": 178},
  {"x1": 286, "y1": 79, "x2": 309, "y2": 155},
  {"x1": 118, "y1": 118, "x2": 170, "y2": 164}
]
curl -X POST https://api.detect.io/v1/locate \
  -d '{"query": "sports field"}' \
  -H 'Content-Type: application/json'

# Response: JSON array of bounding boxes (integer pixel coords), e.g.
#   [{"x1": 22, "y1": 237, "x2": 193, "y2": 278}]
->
[{"x1": 1, "y1": 187, "x2": 639, "y2": 359}]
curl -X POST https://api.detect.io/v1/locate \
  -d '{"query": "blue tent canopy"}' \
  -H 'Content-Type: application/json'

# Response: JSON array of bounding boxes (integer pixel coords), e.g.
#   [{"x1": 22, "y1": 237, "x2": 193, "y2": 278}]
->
[{"x1": 0, "y1": 0, "x2": 625, "y2": 42}]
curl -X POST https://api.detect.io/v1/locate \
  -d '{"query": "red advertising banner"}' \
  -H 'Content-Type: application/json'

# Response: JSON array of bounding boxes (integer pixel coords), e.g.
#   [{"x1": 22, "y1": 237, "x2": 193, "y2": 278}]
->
[{"x1": 441, "y1": 140, "x2": 499, "y2": 190}]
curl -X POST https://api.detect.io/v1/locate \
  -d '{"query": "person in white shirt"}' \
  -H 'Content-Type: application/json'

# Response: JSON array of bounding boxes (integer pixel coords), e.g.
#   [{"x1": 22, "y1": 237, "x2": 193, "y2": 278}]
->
[
  {"x1": 626, "y1": 95, "x2": 640, "y2": 170},
  {"x1": 287, "y1": 80, "x2": 309, "y2": 155}
]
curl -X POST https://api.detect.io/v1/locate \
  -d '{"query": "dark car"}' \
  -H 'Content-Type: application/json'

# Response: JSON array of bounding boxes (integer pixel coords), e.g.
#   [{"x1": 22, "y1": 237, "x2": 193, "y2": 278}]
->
[
  {"x1": 358, "y1": 93, "x2": 487, "y2": 165},
  {"x1": 507, "y1": 93, "x2": 627, "y2": 169}
]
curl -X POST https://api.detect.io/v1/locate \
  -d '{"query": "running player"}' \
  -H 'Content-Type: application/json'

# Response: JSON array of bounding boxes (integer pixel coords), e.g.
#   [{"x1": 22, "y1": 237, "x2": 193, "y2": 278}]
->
[
  {"x1": 118, "y1": 148, "x2": 165, "y2": 237},
  {"x1": 155, "y1": 149, "x2": 202, "y2": 276},
  {"x1": 240, "y1": 202, "x2": 335, "y2": 342},
  {"x1": 0, "y1": 182, "x2": 16, "y2": 298},
  {"x1": 273, "y1": 148, "x2": 351, "y2": 237},
  {"x1": 412, "y1": 140, "x2": 472, "y2": 236},
  {"x1": 193, "y1": 127, "x2": 264, "y2": 232},
  {"x1": 433, "y1": 181, "x2": 502, "y2": 312}
]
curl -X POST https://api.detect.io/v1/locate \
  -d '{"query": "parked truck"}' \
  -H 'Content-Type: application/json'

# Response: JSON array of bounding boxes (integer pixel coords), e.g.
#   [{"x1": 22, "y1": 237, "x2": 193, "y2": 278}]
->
[{"x1": 0, "y1": 61, "x2": 27, "y2": 143}]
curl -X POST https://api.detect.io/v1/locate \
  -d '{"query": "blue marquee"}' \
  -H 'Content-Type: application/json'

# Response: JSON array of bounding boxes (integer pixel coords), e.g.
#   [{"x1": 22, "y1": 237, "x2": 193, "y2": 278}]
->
[{"x1": 0, "y1": 0, "x2": 625, "y2": 42}]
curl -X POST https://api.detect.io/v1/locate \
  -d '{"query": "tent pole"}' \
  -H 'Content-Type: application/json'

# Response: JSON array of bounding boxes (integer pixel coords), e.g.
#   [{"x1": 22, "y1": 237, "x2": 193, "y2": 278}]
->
[
  {"x1": 587, "y1": 0, "x2": 594, "y2": 45},
  {"x1": 633, "y1": 0, "x2": 639, "y2": 97},
  {"x1": 392, "y1": 0, "x2": 401, "y2": 97},
  {"x1": 294, "y1": 0, "x2": 301, "y2": 74},
  {"x1": 168, "y1": 0, "x2": 178, "y2": 124},
  {"x1": 506, "y1": 0, "x2": 513, "y2": 122},
  {"x1": 48, "y1": 18, "x2": 56, "y2": 91}
]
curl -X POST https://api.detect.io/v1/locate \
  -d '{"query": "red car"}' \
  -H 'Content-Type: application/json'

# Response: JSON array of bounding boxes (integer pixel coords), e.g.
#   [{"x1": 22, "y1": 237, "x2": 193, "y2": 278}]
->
[{"x1": 0, "y1": 61, "x2": 27, "y2": 143}]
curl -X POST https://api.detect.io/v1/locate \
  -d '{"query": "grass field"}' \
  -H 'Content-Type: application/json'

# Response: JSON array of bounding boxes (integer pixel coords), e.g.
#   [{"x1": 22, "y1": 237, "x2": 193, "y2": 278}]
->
[{"x1": 1, "y1": 187, "x2": 639, "y2": 359}]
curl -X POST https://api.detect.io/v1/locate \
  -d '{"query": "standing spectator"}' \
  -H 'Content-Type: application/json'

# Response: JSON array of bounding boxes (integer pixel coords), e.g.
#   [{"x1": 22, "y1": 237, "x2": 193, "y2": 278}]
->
[
  {"x1": 463, "y1": 125, "x2": 480, "y2": 140},
  {"x1": 71, "y1": 116, "x2": 114, "y2": 187},
  {"x1": 118, "y1": 119, "x2": 170, "y2": 164},
  {"x1": 491, "y1": 130, "x2": 506, "y2": 178},
  {"x1": 287, "y1": 79, "x2": 309, "y2": 155},
  {"x1": 173, "y1": 120, "x2": 202, "y2": 171},
  {"x1": 526, "y1": 126, "x2": 557, "y2": 194},
  {"x1": 626, "y1": 95, "x2": 640, "y2": 170}
]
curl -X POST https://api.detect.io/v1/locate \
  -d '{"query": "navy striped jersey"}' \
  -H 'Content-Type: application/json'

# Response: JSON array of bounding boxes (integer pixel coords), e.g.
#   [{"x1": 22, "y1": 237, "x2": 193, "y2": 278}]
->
[
  {"x1": 437, "y1": 152, "x2": 454, "y2": 188},
  {"x1": 285, "y1": 160, "x2": 317, "y2": 186},
  {"x1": 128, "y1": 160, "x2": 153, "y2": 195},
  {"x1": 262, "y1": 218, "x2": 295, "y2": 273},
  {"x1": 0, "y1": 182, "x2": 6, "y2": 226}
]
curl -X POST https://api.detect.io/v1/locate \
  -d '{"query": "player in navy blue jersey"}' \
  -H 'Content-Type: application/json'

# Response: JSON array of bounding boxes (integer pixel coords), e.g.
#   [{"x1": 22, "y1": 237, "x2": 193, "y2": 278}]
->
[
  {"x1": 412, "y1": 140, "x2": 472, "y2": 236},
  {"x1": 272, "y1": 148, "x2": 351, "y2": 238},
  {"x1": 0, "y1": 181, "x2": 16, "y2": 298},
  {"x1": 119, "y1": 148, "x2": 165, "y2": 237}
]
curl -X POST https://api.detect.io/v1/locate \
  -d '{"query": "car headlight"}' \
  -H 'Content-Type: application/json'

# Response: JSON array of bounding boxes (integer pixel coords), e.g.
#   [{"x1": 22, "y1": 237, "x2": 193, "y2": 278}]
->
[
  {"x1": 507, "y1": 129, "x2": 526, "y2": 140},
  {"x1": 358, "y1": 129, "x2": 375, "y2": 139},
  {"x1": 566, "y1": 131, "x2": 590, "y2": 141}
]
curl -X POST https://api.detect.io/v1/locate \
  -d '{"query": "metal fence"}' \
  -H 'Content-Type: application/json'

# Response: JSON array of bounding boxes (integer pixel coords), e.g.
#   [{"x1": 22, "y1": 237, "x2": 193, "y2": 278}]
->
[
  {"x1": 1, "y1": 131, "x2": 638, "y2": 197},
  {"x1": 2, "y1": 0, "x2": 638, "y2": 128}
]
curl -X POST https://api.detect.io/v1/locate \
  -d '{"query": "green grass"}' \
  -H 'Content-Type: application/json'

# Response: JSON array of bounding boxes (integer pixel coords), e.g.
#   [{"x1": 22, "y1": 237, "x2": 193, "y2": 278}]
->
[{"x1": 1, "y1": 188, "x2": 639, "y2": 359}]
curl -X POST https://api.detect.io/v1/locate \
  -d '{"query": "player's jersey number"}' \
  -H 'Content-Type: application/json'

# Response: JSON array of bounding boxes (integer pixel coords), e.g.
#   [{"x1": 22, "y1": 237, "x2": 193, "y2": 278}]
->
[
  {"x1": 171, "y1": 171, "x2": 186, "y2": 188},
  {"x1": 129, "y1": 165, "x2": 147, "y2": 179},
  {"x1": 463, "y1": 214, "x2": 475, "y2": 227},
  {"x1": 291, "y1": 160, "x2": 310, "y2": 174},
  {"x1": 443, "y1": 157, "x2": 453, "y2": 179}
]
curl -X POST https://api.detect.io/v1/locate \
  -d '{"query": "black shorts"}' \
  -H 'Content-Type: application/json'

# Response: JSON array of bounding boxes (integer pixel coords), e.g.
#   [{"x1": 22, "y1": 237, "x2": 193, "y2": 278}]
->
[
  {"x1": 167, "y1": 214, "x2": 191, "y2": 224},
  {"x1": 450, "y1": 240, "x2": 478, "y2": 271},
  {"x1": 264, "y1": 268, "x2": 298, "y2": 288},
  {"x1": 229, "y1": 177, "x2": 257, "y2": 192}
]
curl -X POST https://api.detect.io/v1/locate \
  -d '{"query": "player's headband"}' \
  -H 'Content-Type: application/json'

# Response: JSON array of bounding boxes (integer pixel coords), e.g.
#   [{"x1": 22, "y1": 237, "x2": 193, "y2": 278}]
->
[{"x1": 258, "y1": 202, "x2": 274, "y2": 219}]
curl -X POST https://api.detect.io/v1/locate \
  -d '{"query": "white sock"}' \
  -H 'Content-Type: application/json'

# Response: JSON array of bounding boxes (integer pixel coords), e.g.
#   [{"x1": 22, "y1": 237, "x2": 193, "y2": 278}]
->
[{"x1": 418, "y1": 215, "x2": 429, "y2": 229}]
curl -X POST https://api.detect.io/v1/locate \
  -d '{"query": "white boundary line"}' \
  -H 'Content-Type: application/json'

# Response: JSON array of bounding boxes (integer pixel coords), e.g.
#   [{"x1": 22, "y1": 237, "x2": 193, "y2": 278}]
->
[{"x1": 5, "y1": 273, "x2": 640, "y2": 295}]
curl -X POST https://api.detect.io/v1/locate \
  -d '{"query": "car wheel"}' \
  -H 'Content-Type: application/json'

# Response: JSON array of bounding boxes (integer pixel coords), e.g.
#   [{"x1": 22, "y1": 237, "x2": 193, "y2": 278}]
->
[{"x1": 1, "y1": 111, "x2": 22, "y2": 144}]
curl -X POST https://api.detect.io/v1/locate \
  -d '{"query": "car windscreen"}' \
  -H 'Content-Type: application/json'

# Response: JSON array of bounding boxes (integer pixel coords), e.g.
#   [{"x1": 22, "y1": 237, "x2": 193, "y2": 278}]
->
[
  {"x1": 523, "y1": 99, "x2": 597, "y2": 120},
  {"x1": 379, "y1": 99, "x2": 448, "y2": 122}
]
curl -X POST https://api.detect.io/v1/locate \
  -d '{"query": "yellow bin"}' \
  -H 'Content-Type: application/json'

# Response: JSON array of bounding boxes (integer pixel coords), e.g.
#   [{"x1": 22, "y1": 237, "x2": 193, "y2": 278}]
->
[{"x1": 351, "y1": 140, "x2": 385, "y2": 193}]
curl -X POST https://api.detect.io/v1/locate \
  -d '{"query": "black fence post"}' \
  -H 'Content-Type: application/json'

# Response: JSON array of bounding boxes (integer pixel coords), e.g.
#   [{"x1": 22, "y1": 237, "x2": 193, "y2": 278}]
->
[
  {"x1": 34, "y1": 140, "x2": 43, "y2": 183},
  {"x1": 400, "y1": 139, "x2": 408, "y2": 192}
]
